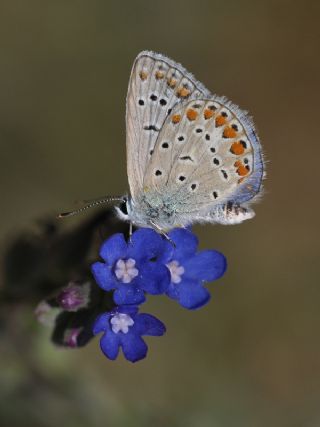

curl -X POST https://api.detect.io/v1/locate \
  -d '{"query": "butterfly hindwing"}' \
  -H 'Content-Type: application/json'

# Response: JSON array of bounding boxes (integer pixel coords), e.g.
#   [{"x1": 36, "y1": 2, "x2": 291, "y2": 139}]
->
[
  {"x1": 126, "y1": 51, "x2": 211, "y2": 201},
  {"x1": 143, "y1": 98, "x2": 263, "y2": 219}
]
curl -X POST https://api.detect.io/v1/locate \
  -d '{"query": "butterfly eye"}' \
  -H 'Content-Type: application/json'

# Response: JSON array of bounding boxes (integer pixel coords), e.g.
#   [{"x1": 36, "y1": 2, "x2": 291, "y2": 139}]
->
[{"x1": 118, "y1": 200, "x2": 128, "y2": 215}]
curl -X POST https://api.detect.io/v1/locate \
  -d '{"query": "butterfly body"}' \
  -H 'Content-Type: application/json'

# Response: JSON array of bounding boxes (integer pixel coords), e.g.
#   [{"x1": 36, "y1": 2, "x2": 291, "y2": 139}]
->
[
  {"x1": 116, "y1": 51, "x2": 264, "y2": 231},
  {"x1": 119, "y1": 193, "x2": 255, "y2": 232},
  {"x1": 124, "y1": 188, "x2": 197, "y2": 230}
]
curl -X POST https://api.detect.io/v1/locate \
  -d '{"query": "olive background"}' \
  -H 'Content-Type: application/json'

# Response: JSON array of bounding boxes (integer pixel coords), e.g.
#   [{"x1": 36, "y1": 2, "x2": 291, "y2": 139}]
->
[{"x1": 1, "y1": 1, "x2": 320, "y2": 426}]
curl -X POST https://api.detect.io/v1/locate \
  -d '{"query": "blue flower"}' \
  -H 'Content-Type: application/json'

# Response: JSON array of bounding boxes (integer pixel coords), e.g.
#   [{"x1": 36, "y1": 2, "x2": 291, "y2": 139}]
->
[
  {"x1": 161, "y1": 229, "x2": 227, "y2": 309},
  {"x1": 91, "y1": 228, "x2": 171, "y2": 305},
  {"x1": 93, "y1": 305, "x2": 166, "y2": 362}
]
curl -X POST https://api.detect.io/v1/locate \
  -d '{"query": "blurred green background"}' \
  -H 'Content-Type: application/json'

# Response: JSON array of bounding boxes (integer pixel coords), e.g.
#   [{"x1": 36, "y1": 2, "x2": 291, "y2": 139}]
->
[{"x1": 1, "y1": 0, "x2": 320, "y2": 426}]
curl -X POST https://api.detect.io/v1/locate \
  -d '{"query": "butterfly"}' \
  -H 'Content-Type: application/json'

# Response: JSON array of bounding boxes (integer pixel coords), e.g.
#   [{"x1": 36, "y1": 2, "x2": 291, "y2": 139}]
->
[{"x1": 60, "y1": 51, "x2": 264, "y2": 234}]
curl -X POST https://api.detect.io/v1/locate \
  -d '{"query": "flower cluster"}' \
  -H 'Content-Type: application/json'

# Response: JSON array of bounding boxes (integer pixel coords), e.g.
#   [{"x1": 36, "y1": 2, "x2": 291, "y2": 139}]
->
[{"x1": 91, "y1": 228, "x2": 227, "y2": 362}]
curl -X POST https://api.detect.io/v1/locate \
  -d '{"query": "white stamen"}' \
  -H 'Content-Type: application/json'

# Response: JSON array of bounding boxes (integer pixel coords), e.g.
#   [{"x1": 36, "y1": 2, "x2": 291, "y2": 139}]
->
[
  {"x1": 114, "y1": 258, "x2": 139, "y2": 283},
  {"x1": 167, "y1": 260, "x2": 185, "y2": 284},
  {"x1": 110, "y1": 313, "x2": 134, "y2": 334}
]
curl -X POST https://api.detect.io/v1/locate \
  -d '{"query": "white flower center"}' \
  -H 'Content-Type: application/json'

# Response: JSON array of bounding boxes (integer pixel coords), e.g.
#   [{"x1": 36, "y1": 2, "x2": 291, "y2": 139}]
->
[
  {"x1": 114, "y1": 258, "x2": 139, "y2": 283},
  {"x1": 110, "y1": 313, "x2": 134, "y2": 334},
  {"x1": 167, "y1": 260, "x2": 185, "y2": 284}
]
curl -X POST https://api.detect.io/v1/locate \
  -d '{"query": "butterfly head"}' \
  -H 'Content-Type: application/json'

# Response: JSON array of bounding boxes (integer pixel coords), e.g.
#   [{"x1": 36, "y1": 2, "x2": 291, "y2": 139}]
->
[{"x1": 115, "y1": 196, "x2": 132, "y2": 222}]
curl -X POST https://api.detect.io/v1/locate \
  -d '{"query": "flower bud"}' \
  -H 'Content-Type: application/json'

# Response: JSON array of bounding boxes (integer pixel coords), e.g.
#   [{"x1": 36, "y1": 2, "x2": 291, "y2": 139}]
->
[
  {"x1": 35, "y1": 301, "x2": 62, "y2": 327},
  {"x1": 63, "y1": 327, "x2": 83, "y2": 348},
  {"x1": 57, "y1": 281, "x2": 90, "y2": 311}
]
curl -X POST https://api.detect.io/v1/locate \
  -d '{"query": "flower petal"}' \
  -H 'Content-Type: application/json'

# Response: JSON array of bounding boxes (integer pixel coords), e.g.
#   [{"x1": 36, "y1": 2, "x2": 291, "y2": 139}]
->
[
  {"x1": 168, "y1": 228, "x2": 199, "y2": 259},
  {"x1": 128, "y1": 228, "x2": 165, "y2": 261},
  {"x1": 177, "y1": 278, "x2": 211, "y2": 309},
  {"x1": 120, "y1": 333, "x2": 148, "y2": 363},
  {"x1": 100, "y1": 331, "x2": 120, "y2": 360},
  {"x1": 99, "y1": 233, "x2": 127, "y2": 265},
  {"x1": 91, "y1": 262, "x2": 117, "y2": 291},
  {"x1": 156, "y1": 239, "x2": 175, "y2": 264},
  {"x1": 93, "y1": 312, "x2": 111, "y2": 334},
  {"x1": 115, "y1": 305, "x2": 139, "y2": 317},
  {"x1": 165, "y1": 282, "x2": 180, "y2": 300},
  {"x1": 113, "y1": 284, "x2": 146, "y2": 305},
  {"x1": 183, "y1": 250, "x2": 227, "y2": 281},
  {"x1": 134, "y1": 313, "x2": 166, "y2": 336},
  {"x1": 139, "y1": 263, "x2": 170, "y2": 294}
]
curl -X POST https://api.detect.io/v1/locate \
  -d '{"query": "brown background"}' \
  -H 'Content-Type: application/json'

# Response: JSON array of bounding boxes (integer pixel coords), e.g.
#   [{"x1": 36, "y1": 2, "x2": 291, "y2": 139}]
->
[{"x1": 1, "y1": 1, "x2": 320, "y2": 426}]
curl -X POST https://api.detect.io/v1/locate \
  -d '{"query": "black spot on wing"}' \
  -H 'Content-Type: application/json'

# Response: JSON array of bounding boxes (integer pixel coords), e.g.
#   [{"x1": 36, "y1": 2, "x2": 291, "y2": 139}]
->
[
  {"x1": 179, "y1": 155, "x2": 194, "y2": 162},
  {"x1": 144, "y1": 125, "x2": 160, "y2": 132}
]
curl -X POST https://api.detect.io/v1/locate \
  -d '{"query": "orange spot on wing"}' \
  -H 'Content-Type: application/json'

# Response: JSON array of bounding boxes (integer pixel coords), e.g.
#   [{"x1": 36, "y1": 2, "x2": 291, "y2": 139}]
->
[
  {"x1": 172, "y1": 114, "x2": 181, "y2": 124},
  {"x1": 167, "y1": 77, "x2": 177, "y2": 88},
  {"x1": 230, "y1": 142, "x2": 245, "y2": 155},
  {"x1": 238, "y1": 166, "x2": 248, "y2": 176},
  {"x1": 177, "y1": 87, "x2": 190, "y2": 98},
  {"x1": 238, "y1": 177, "x2": 246, "y2": 184},
  {"x1": 235, "y1": 161, "x2": 249, "y2": 176},
  {"x1": 215, "y1": 115, "x2": 227, "y2": 127},
  {"x1": 186, "y1": 109, "x2": 198, "y2": 121},
  {"x1": 139, "y1": 71, "x2": 147, "y2": 81},
  {"x1": 223, "y1": 126, "x2": 237, "y2": 139},
  {"x1": 204, "y1": 109, "x2": 214, "y2": 119},
  {"x1": 155, "y1": 71, "x2": 165, "y2": 79}
]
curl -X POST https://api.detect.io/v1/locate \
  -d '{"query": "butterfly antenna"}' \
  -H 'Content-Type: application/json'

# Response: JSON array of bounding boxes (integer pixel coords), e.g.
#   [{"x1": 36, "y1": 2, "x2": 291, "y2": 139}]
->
[{"x1": 58, "y1": 196, "x2": 125, "y2": 218}]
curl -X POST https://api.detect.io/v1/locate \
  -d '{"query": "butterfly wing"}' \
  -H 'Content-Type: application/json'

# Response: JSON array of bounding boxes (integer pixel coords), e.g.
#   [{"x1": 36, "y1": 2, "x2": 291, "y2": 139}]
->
[
  {"x1": 126, "y1": 51, "x2": 211, "y2": 201},
  {"x1": 143, "y1": 98, "x2": 264, "y2": 225}
]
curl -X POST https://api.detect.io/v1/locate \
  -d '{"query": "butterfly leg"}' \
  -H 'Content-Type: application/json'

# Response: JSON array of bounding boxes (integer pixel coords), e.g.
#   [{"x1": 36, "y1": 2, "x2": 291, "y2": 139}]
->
[
  {"x1": 149, "y1": 220, "x2": 176, "y2": 247},
  {"x1": 129, "y1": 222, "x2": 133, "y2": 241}
]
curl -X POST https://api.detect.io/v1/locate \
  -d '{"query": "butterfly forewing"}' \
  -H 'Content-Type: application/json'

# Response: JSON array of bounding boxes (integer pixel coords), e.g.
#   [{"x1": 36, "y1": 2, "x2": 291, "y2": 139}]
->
[
  {"x1": 126, "y1": 51, "x2": 211, "y2": 201},
  {"x1": 143, "y1": 98, "x2": 261, "y2": 215}
]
